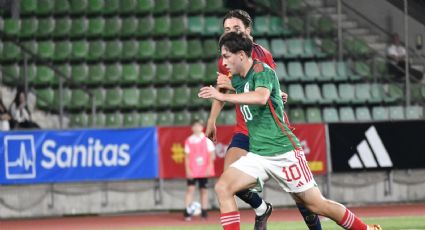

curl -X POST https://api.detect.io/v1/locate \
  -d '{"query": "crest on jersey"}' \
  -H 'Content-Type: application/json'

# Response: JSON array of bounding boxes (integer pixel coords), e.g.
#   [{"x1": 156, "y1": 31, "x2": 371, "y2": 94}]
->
[{"x1": 244, "y1": 82, "x2": 250, "y2": 92}]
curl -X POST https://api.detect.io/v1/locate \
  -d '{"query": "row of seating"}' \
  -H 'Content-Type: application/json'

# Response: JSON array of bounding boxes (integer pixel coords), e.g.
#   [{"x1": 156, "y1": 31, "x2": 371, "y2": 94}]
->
[
  {"x1": 2, "y1": 16, "x2": 222, "y2": 39},
  {"x1": 1, "y1": 39, "x2": 219, "y2": 62},
  {"x1": 258, "y1": 38, "x2": 326, "y2": 59},
  {"x1": 20, "y1": 0, "x2": 225, "y2": 16},
  {"x1": 69, "y1": 109, "x2": 236, "y2": 128},
  {"x1": 289, "y1": 106, "x2": 424, "y2": 123}
]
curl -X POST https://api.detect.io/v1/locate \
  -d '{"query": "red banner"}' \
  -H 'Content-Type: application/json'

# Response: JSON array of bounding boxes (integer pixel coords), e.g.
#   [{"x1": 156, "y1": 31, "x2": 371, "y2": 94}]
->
[
  {"x1": 158, "y1": 124, "x2": 327, "y2": 178},
  {"x1": 158, "y1": 126, "x2": 234, "y2": 179}
]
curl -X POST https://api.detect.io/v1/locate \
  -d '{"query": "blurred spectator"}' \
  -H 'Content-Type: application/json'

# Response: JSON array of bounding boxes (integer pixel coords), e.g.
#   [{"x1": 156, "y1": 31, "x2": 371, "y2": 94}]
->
[
  {"x1": 183, "y1": 120, "x2": 215, "y2": 221},
  {"x1": 9, "y1": 87, "x2": 40, "y2": 129},
  {"x1": 387, "y1": 33, "x2": 423, "y2": 82},
  {"x1": 0, "y1": 91, "x2": 12, "y2": 131}
]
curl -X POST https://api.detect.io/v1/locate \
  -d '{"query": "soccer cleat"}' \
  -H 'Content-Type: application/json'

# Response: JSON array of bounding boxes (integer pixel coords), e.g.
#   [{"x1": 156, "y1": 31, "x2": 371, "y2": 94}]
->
[
  {"x1": 368, "y1": 224, "x2": 382, "y2": 230},
  {"x1": 254, "y1": 202, "x2": 273, "y2": 230}
]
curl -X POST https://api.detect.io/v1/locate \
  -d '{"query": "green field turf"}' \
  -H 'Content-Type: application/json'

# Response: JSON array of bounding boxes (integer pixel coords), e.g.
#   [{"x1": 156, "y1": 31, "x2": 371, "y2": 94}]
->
[{"x1": 139, "y1": 216, "x2": 425, "y2": 230}]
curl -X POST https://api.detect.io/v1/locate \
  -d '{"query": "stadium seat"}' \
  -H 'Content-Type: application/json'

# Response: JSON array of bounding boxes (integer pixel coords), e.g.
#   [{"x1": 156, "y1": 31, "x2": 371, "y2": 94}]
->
[
  {"x1": 137, "y1": 16, "x2": 154, "y2": 37},
  {"x1": 104, "y1": 88, "x2": 123, "y2": 110},
  {"x1": 222, "y1": 109, "x2": 236, "y2": 125},
  {"x1": 304, "y1": 84, "x2": 323, "y2": 104},
  {"x1": 275, "y1": 62, "x2": 288, "y2": 82},
  {"x1": 389, "y1": 106, "x2": 405, "y2": 120},
  {"x1": 188, "y1": 0, "x2": 206, "y2": 14},
  {"x1": 20, "y1": 18, "x2": 38, "y2": 38},
  {"x1": 69, "y1": 0, "x2": 87, "y2": 15},
  {"x1": 188, "y1": 16, "x2": 204, "y2": 35},
  {"x1": 270, "y1": 39, "x2": 287, "y2": 58},
  {"x1": 169, "y1": 0, "x2": 188, "y2": 14},
  {"x1": 157, "y1": 111, "x2": 174, "y2": 126},
  {"x1": 103, "y1": 0, "x2": 119, "y2": 14},
  {"x1": 192, "y1": 110, "x2": 209, "y2": 123},
  {"x1": 54, "y1": 41, "x2": 72, "y2": 61},
  {"x1": 139, "y1": 87, "x2": 156, "y2": 109},
  {"x1": 288, "y1": 108, "x2": 306, "y2": 123},
  {"x1": 203, "y1": 39, "x2": 219, "y2": 59},
  {"x1": 255, "y1": 39, "x2": 270, "y2": 53},
  {"x1": 70, "y1": 89, "x2": 90, "y2": 110},
  {"x1": 105, "y1": 112, "x2": 123, "y2": 128},
  {"x1": 156, "y1": 87, "x2": 174, "y2": 108},
  {"x1": 90, "y1": 88, "x2": 105, "y2": 109},
  {"x1": 189, "y1": 86, "x2": 208, "y2": 108},
  {"x1": 287, "y1": 17, "x2": 304, "y2": 35},
  {"x1": 37, "y1": 41, "x2": 55, "y2": 60},
  {"x1": 53, "y1": 18, "x2": 71, "y2": 38},
  {"x1": 104, "y1": 63, "x2": 122, "y2": 85},
  {"x1": 405, "y1": 106, "x2": 423, "y2": 119},
  {"x1": 4, "y1": 19, "x2": 20, "y2": 36},
  {"x1": 174, "y1": 111, "x2": 191, "y2": 126},
  {"x1": 88, "y1": 41, "x2": 106, "y2": 61},
  {"x1": 286, "y1": 39, "x2": 304, "y2": 58},
  {"x1": 55, "y1": 64, "x2": 70, "y2": 85},
  {"x1": 155, "y1": 62, "x2": 172, "y2": 84},
  {"x1": 24, "y1": 64, "x2": 37, "y2": 84},
  {"x1": 104, "y1": 17, "x2": 122, "y2": 38},
  {"x1": 2, "y1": 42, "x2": 21, "y2": 61},
  {"x1": 20, "y1": 0, "x2": 37, "y2": 15},
  {"x1": 36, "y1": 18, "x2": 55, "y2": 38},
  {"x1": 122, "y1": 87, "x2": 140, "y2": 109},
  {"x1": 71, "y1": 41, "x2": 89, "y2": 61},
  {"x1": 2, "y1": 65, "x2": 20, "y2": 85},
  {"x1": 54, "y1": 0, "x2": 70, "y2": 15},
  {"x1": 170, "y1": 16, "x2": 188, "y2": 37},
  {"x1": 205, "y1": 0, "x2": 224, "y2": 13},
  {"x1": 322, "y1": 83, "x2": 339, "y2": 104},
  {"x1": 355, "y1": 107, "x2": 372, "y2": 121},
  {"x1": 119, "y1": 0, "x2": 137, "y2": 14},
  {"x1": 71, "y1": 64, "x2": 89, "y2": 86},
  {"x1": 123, "y1": 112, "x2": 140, "y2": 127},
  {"x1": 138, "y1": 40, "x2": 155, "y2": 60},
  {"x1": 205, "y1": 61, "x2": 217, "y2": 84},
  {"x1": 323, "y1": 107, "x2": 339, "y2": 123},
  {"x1": 304, "y1": 39, "x2": 325, "y2": 58},
  {"x1": 269, "y1": 16, "x2": 284, "y2": 36},
  {"x1": 87, "y1": 0, "x2": 104, "y2": 15},
  {"x1": 338, "y1": 84, "x2": 355, "y2": 104},
  {"x1": 35, "y1": 66, "x2": 55, "y2": 86},
  {"x1": 372, "y1": 106, "x2": 389, "y2": 121},
  {"x1": 188, "y1": 62, "x2": 206, "y2": 83},
  {"x1": 171, "y1": 62, "x2": 189, "y2": 84},
  {"x1": 204, "y1": 16, "x2": 220, "y2": 36},
  {"x1": 87, "y1": 64, "x2": 105, "y2": 86},
  {"x1": 354, "y1": 83, "x2": 371, "y2": 104},
  {"x1": 69, "y1": 113, "x2": 88, "y2": 128},
  {"x1": 139, "y1": 62, "x2": 156, "y2": 85},
  {"x1": 287, "y1": 62, "x2": 304, "y2": 82},
  {"x1": 121, "y1": 17, "x2": 138, "y2": 37},
  {"x1": 351, "y1": 61, "x2": 371, "y2": 81},
  {"x1": 104, "y1": 41, "x2": 123, "y2": 61},
  {"x1": 254, "y1": 16, "x2": 269, "y2": 36},
  {"x1": 53, "y1": 88, "x2": 71, "y2": 109},
  {"x1": 154, "y1": 39, "x2": 171, "y2": 61},
  {"x1": 88, "y1": 113, "x2": 106, "y2": 127},
  {"x1": 385, "y1": 84, "x2": 403, "y2": 103},
  {"x1": 306, "y1": 107, "x2": 322, "y2": 123},
  {"x1": 36, "y1": 88, "x2": 54, "y2": 110},
  {"x1": 172, "y1": 87, "x2": 191, "y2": 108},
  {"x1": 170, "y1": 39, "x2": 188, "y2": 59},
  {"x1": 317, "y1": 16, "x2": 335, "y2": 35},
  {"x1": 122, "y1": 64, "x2": 139, "y2": 85},
  {"x1": 336, "y1": 61, "x2": 349, "y2": 82},
  {"x1": 187, "y1": 40, "x2": 203, "y2": 60},
  {"x1": 70, "y1": 18, "x2": 88, "y2": 38},
  {"x1": 154, "y1": 16, "x2": 171, "y2": 36},
  {"x1": 37, "y1": 0, "x2": 54, "y2": 15},
  {"x1": 152, "y1": 0, "x2": 168, "y2": 14},
  {"x1": 136, "y1": 0, "x2": 154, "y2": 14},
  {"x1": 320, "y1": 61, "x2": 336, "y2": 82},
  {"x1": 140, "y1": 112, "x2": 157, "y2": 127},
  {"x1": 339, "y1": 107, "x2": 356, "y2": 122},
  {"x1": 287, "y1": 84, "x2": 305, "y2": 104},
  {"x1": 304, "y1": 61, "x2": 321, "y2": 82},
  {"x1": 369, "y1": 84, "x2": 384, "y2": 104},
  {"x1": 321, "y1": 38, "x2": 337, "y2": 57}
]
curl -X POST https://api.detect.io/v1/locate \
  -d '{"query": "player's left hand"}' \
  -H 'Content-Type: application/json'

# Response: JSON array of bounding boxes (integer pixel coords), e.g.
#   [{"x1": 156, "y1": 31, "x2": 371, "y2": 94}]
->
[
  {"x1": 281, "y1": 91, "x2": 288, "y2": 104},
  {"x1": 216, "y1": 72, "x2": 235, "y2": 91},
  {"x1": 198, "y1": 86, "x2": 224, "y2": 101}
]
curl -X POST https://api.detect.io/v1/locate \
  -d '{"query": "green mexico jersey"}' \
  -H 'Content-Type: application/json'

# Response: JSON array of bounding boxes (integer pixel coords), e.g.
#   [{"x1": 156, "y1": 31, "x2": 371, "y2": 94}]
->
[{"x1": 231, "y1": 61, "x2": 301, "y2": 156}]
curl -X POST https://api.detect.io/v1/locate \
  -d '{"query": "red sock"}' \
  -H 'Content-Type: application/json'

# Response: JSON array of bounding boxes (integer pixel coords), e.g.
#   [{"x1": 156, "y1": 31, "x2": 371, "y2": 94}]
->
[
  {"x1": 220, "y1": 211, "x2": 240, "y2": 230},
  {"x1": 338, "y1": 208, "x2": 368, "y2": 230}
]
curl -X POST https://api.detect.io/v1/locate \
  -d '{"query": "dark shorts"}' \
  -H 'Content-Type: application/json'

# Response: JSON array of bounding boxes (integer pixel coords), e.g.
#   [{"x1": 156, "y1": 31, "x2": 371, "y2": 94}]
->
[
  {"x1": 187, "y1": 178, "x2": 208, "y2": 189},
  {"x1": 227, "y1": 133, "x2": 250, "y2": 152}
]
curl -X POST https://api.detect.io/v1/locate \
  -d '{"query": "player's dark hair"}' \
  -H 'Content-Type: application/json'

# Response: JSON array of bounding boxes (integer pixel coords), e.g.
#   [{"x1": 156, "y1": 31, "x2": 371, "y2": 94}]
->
[
  {"x1": 219, "y1": 32, "x2": 253, "y2": 57},
  {"x1": 191, "y1": 119, "x2": 204, "y2": 126},
  {"x1": 222, "y1": 9, "x2": 252, "y2": 29}
]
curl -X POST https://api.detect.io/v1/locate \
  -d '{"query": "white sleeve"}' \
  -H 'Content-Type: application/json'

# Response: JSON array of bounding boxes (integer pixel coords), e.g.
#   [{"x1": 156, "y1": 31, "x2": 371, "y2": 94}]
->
[
  {"x1": 184, "y1": 142, "x2": 190, "y2": 154},
  {"x1": 206, "y1": 139, "x2": 215, "y2": 152}
]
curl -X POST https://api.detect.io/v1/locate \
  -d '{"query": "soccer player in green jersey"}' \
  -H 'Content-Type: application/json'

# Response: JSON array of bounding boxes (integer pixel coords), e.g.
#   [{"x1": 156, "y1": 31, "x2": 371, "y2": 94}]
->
[{"x1": 199, "y1": 32, "x2": 382, "y2": 230}]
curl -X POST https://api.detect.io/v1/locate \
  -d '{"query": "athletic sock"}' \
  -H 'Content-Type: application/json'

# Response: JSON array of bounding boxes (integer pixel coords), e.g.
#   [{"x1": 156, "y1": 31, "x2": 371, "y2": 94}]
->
[
  {"x1": 220, "y1": 211, "x2": 240, "y2": 230},
  {"x1": 254, "y1": 200, "x2": 268, "y2": 216},
  {"x1": 296, "y1": 203, "x2": 322, "y2": 230},
  {"x1": 338, "y1": 208, "x2": 368, "y2": 230},
  {"x1": 235, "y1": 189, "x2": 262, "y2": 209}
]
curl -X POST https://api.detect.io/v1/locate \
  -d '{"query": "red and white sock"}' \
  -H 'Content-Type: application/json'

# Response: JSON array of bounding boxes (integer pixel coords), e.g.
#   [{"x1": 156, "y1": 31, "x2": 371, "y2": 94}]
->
[
  {"x1": 338, "y1": 208, "x2": 368, "y2": 230},
  {"x1": 220, "y1": 211, "x2": 240, "y2": 230}
]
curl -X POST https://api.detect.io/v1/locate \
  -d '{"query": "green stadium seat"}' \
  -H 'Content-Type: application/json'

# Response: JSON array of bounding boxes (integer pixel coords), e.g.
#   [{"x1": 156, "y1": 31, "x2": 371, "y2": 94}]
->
[
  {"x1": 355, "y1": 107, "x2": 372, "y2": 121},
  {"x1": 189, "y1": 86, "x2": 208, "y2": 108},
  {"x1": 269, "y1": 16, "x2": 284, "y2": 36},
  {"x1": 323, "y1": 107, "x2": 339, "y2": 123},
  {"x1": 255, "y1": 39, "x2": 270, "y2": 53},
  {"x1": 88, "y1": 64, "x2": 105, "y2": 86},
  {"x1": 123, "y1": 112, "x2": 140, "y2": 127},
  {"x1": 35, "y1": 66, "x2": 55, "y2": 86},
  {"x1": 104, "y1": 0, "x2": 119, "y2": 15},
  {"x1": 170, "y1": 16, "x2": 188, "y2": 37},
  {"x1": 287, "y1": 84, "x2": 305, "y2": 104},
  {"x1": 154, "y1": 16, "x2": 171, "y2": 36},
  {"x1": 222, "y1": 109, "x2": 236, "y2": 125},
  {"x1": 254, "y1": 16, "x2": 269, "y2": 36},
  {"x1": 54, "y1": 41, "x2": 72, "y2": 61},
  {"x1": 373, "y1": 58, "x2": 388, "y2": 77},
  {"x1": 170, "y1": 39, "x2": 188, "y2": 59},
  {"x1": 122, "y1": 88, "x2": 139, "y2": 109},
  {"x1": 354, "y1": 83, "x2": 371, "y2": 104},
  {"x1": 36, "y1": 18, "x2": 55, "y2": 38},
  {"x1": 338, "y1": 84, "x2": 355, "y2": 104},
  {"x1": 104, "y1": 41, "x2": 123, "y2": 61},
  {"x1": 4, "y1": 19, "x2": 20, "y2": 36},
  {"x1": 321, "y1": 38, "x2": 337, "y2": 57},
  {"x1": 70, "y1": 18, "x2": 88, "y2": 38},
  {"x1": 322, "y1": 83, "x2": 339, "y2": 104},
  {"x1": 287, "y1": 0, "x2": 305, "y2": 12},
  {"x1": 88, "y1": 112, "x2": 106, "y2": 127},
  {"x1": 137, "y1": 16, "x2": 154, "y2": 37},
  {"x1": 172, "y1": 86, "x2": 191, "y2": 108},
  {"x1": 169, "y1": 0, "x2": 188, "y2": 14},
  {"x1": 53, "y1": 88, "x2": 71, "y2": 109},
  {"x1": 105, "y1": 113, "x2": 123, "y2": 128},
  {"x1": 154, "y1": 39, "x2": 171, "y2": 61},
  {"x1": 54, "y1": 0, "x2": 70, "y2": 15},
  {"x1": 305, "y1": 84, "x2": 323, "y2": 104},
  {"x1": 89, "y1": 88, "x2": 105, "y2": 109},
  {"x1": 188, "y1": 0, "x2": 206, "y2": 14},
  {"x1": 139, "y1": 87, "x2": 156, "y2": 109},
  {"x1": 204, "y1": 16, "x2": 220, "y2": 36},
  {"x1": 339, "y1": 107, "x2": 356, "y2": 122},
  {"x1": 205, "y1": 61, "x2": 217, "y2": 84},
  {"x1": 37, "y1": 41, "x2": 54, "y2": 60},
  {"x1": 135, "y1": 0, "x2": 154, "y2": 14},
  {"x1": 171, "y1": 62, "x2": 188, "y2": 84},
  {"x1": 205, "y1": 0, "x2": 223, "y2": 13},
  {"x1": 187, "y1": 40, "x2": 203, "y2": 60},
  {"x1": 203, "y1": 39, "x2": 219, "y2": 59},
  {"x1": 20, "y1": 18, "x2": 38, "y2": 38},
  {"x1": 71, "y1": 64, "x2": 89, "y2": 86},
  {"x1": 275, "y1": 62, "x2": 288, "y2": 82},
  {"x1": 192, "y1": 110, "x2": 209, "y2": 123},
  {"x1": 287, "y1": 62, "x2": 304, "y2": 82},
  {"x1": 317, "y1": 17, "x2": 335, "y2": 35},
  {"x1": 351, "y1": 61, "x2": 371, "y2": 81},
  {"x1": 306, "y1": 107, "x2": 322, "y2": 123},
  {"x1": 369, "y1": 84, "x2": 384, "y2": 104},
  {"x1": 71, "y1": 41, "x2": 89, "y2": 61},
  {"x1": 320, "y1": 61, "x2": 336, "y2": 82},
  {"x1": 388, "y1": 106, "x2": 405, "y2": 120},
  {"x1": 405, "y1": 106, "x2": 423, "y2": 119},
  {"x1": 55, "y1": 64, "x2": 71, "y2": 85},
  {"x1": 289, "y1": 108, "x2": 306, "y2": 123},
  {"x1": 121, "y1": 17, "x2": 138, "y2": 37},
  {"x1": 304, "y1": 61, "x2": 321, "y2": 82},
  {"x1": 20, "y1": 0, "x2": 37, "y2": 15},
  {"x1": 104, "y1": 64, "x2": 122, "y2": 85},
  {"x1": 174, "y1": 111, "x2": 191, "y2": 126},
  {"x1": 372, "y1": 106, "x2": 389, "y2": 121},
  {"x1": 69, "y1": 0, "x2": 88, "y2": 15},
  {"x1": 270, "y1": 39, "x2": 287, "y2": 58},
  {"x1": 122, "y1": 64, "x2": 139, "y2": 85},
  {"x1": 36, "y1": 88, "x2": 54, "y2": 110},
  {"x1": 152, "y1": 0, "x2": 168, "y2": 14},
  {"x1": 411, "y1": 84, "x2": 422, "y2": 103},
  {"x1": 385, "y1": 84, "x2": 403, "y2": 103},
  {"x1": 104, "y1": 88, "x2": 123, "y2": 110},
  {"x1": 155, "y1": 62, "x2": 172, "y2": 84},
  {"x1": 156, "y1": 87, "x2": 174, "y2": 108},
  {"x1": 53, "y1": 18, "x2": 71, "y2": 38},
  {"x1": 22, "y1": 40, "x2": 37, "y2": 54},
  {"x1": 119, "y1": 0, "x2": 137, "y2": 14},
  {"x1": 140, "y1": 112, "x2": 157, "y2": 127},
  {"x1": 2, "y1": 42, "x2": 21, "y2": 61},
  {"x1": 157, "y1": 111, "x2": 174, "y2": 126},
  {"x1": 88, "y1": 41, "x2": 105, "y2": 61},
  {"x1": 69, "y1": 113, "x2": 88, "y2": 128},
  {"x1": 122, "y1": 40, "x2": 139, "y2": 61},
  {"x1": 2, "y1": 65, "x2": 20, "y2": 85},
  {"x1": 336, "y1": 61, "x2": 349, "y2": 81},
  {"x1": 103, "y1": 17, "x2": 122, "y2": 38},
  {"x1": 189, "y1": 62, "x2": 206, "y2": 83},
  {"x1": 139, "y1": 62, "x2": 156, "y2": 85},
  {"x1": 287, "y1": 17, "x2": 304, "y2": 35},
  {"x1": 24, "y1": 64, "x2": 37, "y2": 84},
  {"x1": 287, "y1": 39, "x2": 304, "y2": 58},
  {"x1": 188, "y1": 16, "x2": 205, "y2": 35},
  {"x1": 138, "y1": 40, "x2": 155, "y2": 60},
  {"x1": 70, "y1": 89, "x2": 90, "y2": 110},
  {"x1": 304, "y1": 39, "x2": 325, "y2": 58},
  {"x1": 87, "y1": 0, "x2": 104, "y2": 14}
]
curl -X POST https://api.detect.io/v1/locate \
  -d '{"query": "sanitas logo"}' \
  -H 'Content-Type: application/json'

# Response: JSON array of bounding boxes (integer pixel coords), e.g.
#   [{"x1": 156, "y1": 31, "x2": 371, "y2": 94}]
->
[{"x1": 41, "y1": 138, "x2": 131, "y2": 169}]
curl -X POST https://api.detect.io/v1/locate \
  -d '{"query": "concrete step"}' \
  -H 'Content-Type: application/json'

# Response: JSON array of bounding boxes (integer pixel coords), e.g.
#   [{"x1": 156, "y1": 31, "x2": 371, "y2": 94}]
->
[
  {"x1": 304, "y1": 0, "x2": 324, "y2": 7},
  {"x1": 369, "y1": 43, "x2": 387, "y2": 51},
  {"x1": 347, "y1": 28, "x2": 370, "y2": 36},
  {"x1": 341, "y1": 21, "x2": 358, "y2": 29},
  {"x1": 319, "y1": 7, "x2": 337, "y2": 14}
]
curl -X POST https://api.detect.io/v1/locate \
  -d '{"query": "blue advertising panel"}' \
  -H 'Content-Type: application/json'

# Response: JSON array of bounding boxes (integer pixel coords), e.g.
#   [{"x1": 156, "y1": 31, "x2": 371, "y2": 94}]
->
[{"x1": 0, "y1": 128, "x2": 158, "y2": 184}]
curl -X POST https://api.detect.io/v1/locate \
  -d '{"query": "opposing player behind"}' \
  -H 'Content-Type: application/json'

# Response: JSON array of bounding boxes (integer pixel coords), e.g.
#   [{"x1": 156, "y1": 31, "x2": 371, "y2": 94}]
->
[{"x1": 199, "y1": 32, "x2": 382, "y2": 230}]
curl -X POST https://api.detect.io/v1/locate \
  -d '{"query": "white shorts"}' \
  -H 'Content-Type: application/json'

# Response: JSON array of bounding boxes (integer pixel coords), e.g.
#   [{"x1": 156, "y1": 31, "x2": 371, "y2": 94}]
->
[{"x1": 230, "y1": 149, "x2": 316, "y2": 193}]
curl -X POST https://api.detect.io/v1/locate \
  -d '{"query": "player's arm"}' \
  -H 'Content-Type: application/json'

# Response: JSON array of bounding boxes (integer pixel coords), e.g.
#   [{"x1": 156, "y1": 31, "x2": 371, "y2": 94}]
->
[{"x1": 199, "y1": 86, "x2": 270, "y2": 105}]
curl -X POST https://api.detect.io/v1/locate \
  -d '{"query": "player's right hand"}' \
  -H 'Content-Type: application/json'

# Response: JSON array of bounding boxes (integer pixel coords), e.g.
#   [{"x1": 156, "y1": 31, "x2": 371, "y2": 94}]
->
[
  {"x1": 216, "y1": 72, "x2": 235, "y2": 91},
  {"x1": 205, "y1": 119, "x2": 217, "y2": 143}
]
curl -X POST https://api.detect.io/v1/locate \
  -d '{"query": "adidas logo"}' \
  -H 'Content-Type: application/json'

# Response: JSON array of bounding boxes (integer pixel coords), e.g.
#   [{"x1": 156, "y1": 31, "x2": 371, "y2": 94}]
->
[{"x1": 348, "y1": 126, "x2": 393, "y2": 169}]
